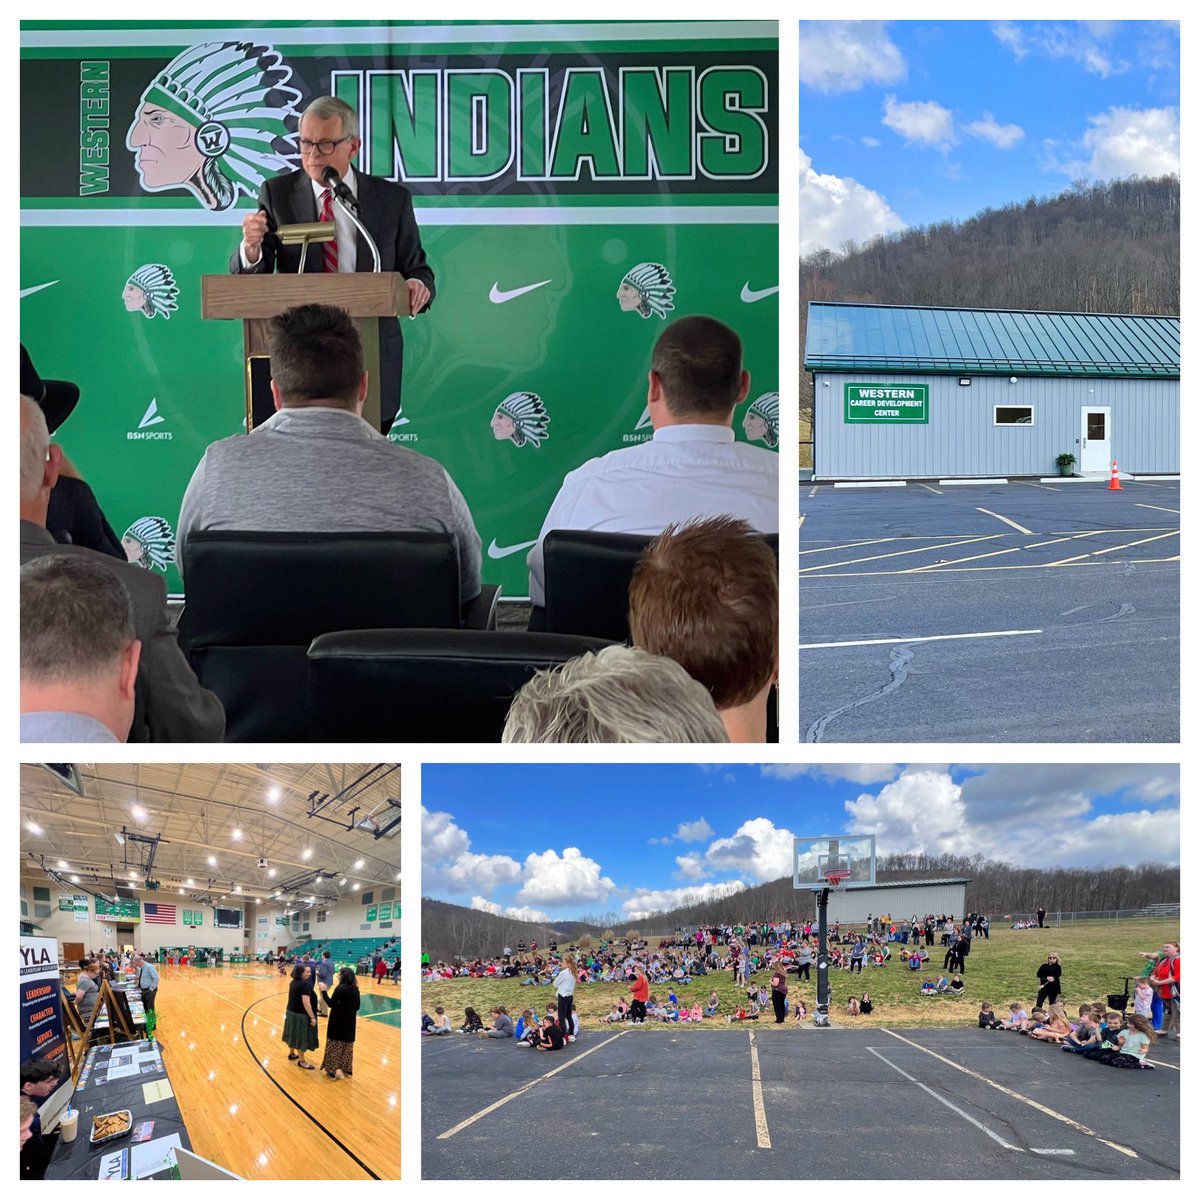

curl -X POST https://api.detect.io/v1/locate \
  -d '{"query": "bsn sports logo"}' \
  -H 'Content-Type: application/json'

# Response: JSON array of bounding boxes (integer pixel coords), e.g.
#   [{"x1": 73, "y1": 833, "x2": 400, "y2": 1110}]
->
[{"x1": 128, "y1": 398, "x2": 172, "y2": 441}]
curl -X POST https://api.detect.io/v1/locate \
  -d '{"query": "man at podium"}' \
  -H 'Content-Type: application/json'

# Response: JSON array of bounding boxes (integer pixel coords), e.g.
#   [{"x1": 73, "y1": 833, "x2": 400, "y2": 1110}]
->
[{"x1": 230, "y1": 95, "x2": 435, "y2": 434}]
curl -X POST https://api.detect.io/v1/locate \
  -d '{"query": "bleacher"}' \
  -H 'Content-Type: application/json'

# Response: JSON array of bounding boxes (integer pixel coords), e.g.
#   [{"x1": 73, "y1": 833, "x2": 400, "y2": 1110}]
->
[{"x1": 285, "y1": 936, "x2": 401, "y2": 970}]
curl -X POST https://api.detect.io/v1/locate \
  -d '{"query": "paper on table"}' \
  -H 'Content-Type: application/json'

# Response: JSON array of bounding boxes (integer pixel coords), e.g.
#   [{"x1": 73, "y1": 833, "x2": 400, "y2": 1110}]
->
[
  {"x1": 130, "y1": 1133, "x2": 183, "y2": 1179},
  {"x1": 142, "y1": 1079, "x2": 174, "y2": 1104},
  {"x1": 104, "y1": 1063, "x2": 138, "y2": 1081}
]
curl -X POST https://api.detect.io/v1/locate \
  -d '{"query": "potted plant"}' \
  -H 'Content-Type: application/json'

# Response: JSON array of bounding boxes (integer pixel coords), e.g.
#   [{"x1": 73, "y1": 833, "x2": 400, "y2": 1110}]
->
[{"x1": 1055, "y1": 452, "x2": 1076, "y2": 477}]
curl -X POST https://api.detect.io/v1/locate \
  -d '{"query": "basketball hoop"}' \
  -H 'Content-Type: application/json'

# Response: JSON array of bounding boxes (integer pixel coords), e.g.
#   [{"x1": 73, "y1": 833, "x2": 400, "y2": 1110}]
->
[{"x1": 823, "y1": 870, "x2": 852, "y2": 893}]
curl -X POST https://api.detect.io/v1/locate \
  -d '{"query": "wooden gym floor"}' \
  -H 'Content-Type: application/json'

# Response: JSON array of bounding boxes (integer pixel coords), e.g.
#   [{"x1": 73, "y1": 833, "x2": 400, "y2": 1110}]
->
[{"x1": 137, "y1": 964, "x2": 400, "y2": 1179}]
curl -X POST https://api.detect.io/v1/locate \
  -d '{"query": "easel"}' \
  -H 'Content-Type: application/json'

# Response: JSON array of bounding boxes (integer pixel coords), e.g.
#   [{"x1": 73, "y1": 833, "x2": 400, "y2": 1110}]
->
[{"x1": 60, "y1": 978, "x2": 139, "y2": 1084}]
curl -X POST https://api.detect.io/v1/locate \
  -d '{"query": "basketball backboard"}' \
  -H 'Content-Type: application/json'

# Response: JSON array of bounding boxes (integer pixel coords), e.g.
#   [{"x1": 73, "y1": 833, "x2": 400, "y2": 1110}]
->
[{"x1": 792, "y1": 835, "x2": 876, "y2": 890}]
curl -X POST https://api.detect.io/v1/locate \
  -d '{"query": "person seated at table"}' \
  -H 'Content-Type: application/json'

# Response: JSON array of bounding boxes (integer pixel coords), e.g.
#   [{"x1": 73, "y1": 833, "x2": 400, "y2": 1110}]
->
[
  {"x1": 72, "y1": 959, "x2": 101, "y2": 1022},
  {"x1": 20, "y1": 1061, "x2": 63, "y2": 1179}
]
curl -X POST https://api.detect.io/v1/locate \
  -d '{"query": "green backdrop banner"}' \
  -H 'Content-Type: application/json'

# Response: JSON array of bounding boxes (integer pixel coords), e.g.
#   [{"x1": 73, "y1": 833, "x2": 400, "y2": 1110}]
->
[{"x1": 20, "y1": 21, "x2": 779, "y2": 598}]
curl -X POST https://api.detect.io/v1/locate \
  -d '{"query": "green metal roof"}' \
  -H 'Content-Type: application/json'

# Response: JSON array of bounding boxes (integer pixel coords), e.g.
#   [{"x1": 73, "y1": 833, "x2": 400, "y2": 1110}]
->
[{"x1": 805, "y1": 302, "x2": 1179, "y2": 379}]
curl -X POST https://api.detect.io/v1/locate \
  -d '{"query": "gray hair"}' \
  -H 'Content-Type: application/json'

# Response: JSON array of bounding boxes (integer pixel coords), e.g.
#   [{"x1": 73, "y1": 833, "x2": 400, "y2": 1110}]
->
[
  {"x1": 302, "y1": 95, "x2": 359, "y2": 140},
  {"x1": 20, "y1": 555, "x2": 136, "y2": 683},
  {"x1": 20, "y1": 394, "x2": 49, "y2": 502},
  {"x1": 502, "y1": 645, "x2": 729, "y2": 744}
]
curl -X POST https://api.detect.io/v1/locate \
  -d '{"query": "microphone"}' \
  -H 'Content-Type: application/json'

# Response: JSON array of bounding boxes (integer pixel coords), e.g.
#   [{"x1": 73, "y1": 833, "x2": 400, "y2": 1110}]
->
[{"x1": 321, "y1": 166, "x2": 359, "y2": 210}]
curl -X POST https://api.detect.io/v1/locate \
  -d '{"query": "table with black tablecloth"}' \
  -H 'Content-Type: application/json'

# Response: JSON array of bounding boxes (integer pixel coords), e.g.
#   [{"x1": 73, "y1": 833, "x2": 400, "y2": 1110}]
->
[{"x1": 44, "y1": 1042, "x2": 191, "y2": 1180}]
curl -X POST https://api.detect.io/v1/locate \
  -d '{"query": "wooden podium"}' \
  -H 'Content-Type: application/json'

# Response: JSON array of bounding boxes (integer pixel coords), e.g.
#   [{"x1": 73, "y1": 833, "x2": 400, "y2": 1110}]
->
[{"x1": 201, "y1": 273, "x2": 408, "y2": 433}]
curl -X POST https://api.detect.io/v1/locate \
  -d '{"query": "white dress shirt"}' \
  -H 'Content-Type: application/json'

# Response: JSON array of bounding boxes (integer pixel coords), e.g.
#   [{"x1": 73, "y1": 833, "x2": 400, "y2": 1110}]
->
[{"x1": 526, "y1": 423, "x2": 779, "y2": 606}]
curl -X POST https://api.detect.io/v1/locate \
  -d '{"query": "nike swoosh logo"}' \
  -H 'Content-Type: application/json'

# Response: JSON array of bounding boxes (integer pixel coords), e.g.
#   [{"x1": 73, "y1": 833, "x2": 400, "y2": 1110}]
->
[
  {"x1": 741, "y1": 283, "x2": 779, "y2": 303},
  {"x1": 488, "y1": 538, "x2": 538, "y2": 559},
  {"x1": 490, "y1": 280, "x2": 551, "y2": 304},
  {"x1": 20, "y1": 281, "x2": 59, "y2": 299}
]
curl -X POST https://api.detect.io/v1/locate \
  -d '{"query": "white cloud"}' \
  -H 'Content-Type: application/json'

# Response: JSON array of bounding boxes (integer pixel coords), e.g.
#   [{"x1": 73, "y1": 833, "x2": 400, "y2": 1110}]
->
[
  {"x1": 964, "y1": 113, "x2": 1025, "y2": 149},
  {"x1": 443, "y1": 851, "x2": 523, "y2": 892},
  {"x1": 705, "y1": 816, "x2": 796, "y2": 881},
  {"x1": 761, "y1": 763, "x2": 901, "y2": 784},
  {"x1": 882, "y1": 95, "x2": 956, "y2": 150},
  {"x1": 799, "y1": 147, "x2": 905, "y2": 256},
  {"x1": 861, "y1": 136, "x2": 881, "y2": 148},
  {"x1": 800, "y1": 21, "x2": 906, "y2": 94},
  {"x1": 623, "y1": 880, "x2": 746, "y2": 921},
  {"x1": 844, "y1": 769, "x2": 972, "y2": 856},
  {"x1": 1057, "y1": 106, "x2": 1179, "y2": 180},
  {"x1": 676, "y1": 818, "x2": 714, "y2": 843},
  {"x1": 421, "y1": 806, "x2": 469, "y2": 866},
  {"x1": 421, "y1": 804, "x2": 523, "y2": 895},
  {"x1": 517, "y1": 847, "x2": 614, "y2": 908},
  {"x1": 992, "y1": 20, "x2": 1128, "y2": 78},
  {"x1": 675, "y1": 854, "x2": 706, "y2": 880},
  {"x1": 470, "y1": 896, "x2": 549, "y2": 923}
]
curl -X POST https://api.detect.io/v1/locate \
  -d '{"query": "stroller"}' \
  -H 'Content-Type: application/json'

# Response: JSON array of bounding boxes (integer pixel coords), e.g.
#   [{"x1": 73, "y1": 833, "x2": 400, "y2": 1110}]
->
[{"x1": 1107, "y1": 977, "x2": 1134, "y2": 1013}]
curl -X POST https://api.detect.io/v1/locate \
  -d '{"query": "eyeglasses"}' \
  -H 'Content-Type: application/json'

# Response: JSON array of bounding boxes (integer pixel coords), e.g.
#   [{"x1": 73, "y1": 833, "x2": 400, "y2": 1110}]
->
[{"x1": 299, "y1": 136, "x2": 353, "y2": 156}]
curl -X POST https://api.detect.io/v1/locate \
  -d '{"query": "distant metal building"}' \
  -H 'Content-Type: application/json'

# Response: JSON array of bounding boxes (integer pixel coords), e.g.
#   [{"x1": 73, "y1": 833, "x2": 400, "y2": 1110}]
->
[
  {"x1": 805, "y1": 302, "x2": 1179, "y2": 479},
  {"x1": 815, "y1": 878, "x2": 971, "y2": 925}
]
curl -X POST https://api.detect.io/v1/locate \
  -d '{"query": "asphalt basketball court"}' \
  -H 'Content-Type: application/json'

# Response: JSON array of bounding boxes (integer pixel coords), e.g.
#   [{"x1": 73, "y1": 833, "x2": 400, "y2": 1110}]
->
[{"x1": 422, "y1": 1025, "x2": 1179, "y2": 1179}]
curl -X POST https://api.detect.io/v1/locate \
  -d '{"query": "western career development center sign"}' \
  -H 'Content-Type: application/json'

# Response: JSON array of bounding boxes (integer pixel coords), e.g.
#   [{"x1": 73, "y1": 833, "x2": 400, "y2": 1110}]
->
[{"x1": 844, "y1": 383, "x2": 929, "y2": 424}]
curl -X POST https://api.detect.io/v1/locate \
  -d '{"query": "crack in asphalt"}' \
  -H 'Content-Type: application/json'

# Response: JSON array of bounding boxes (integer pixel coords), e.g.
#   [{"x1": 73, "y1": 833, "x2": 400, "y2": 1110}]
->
[{"x1": 805, "y1": 646, "x2": 914, "y2": 743}]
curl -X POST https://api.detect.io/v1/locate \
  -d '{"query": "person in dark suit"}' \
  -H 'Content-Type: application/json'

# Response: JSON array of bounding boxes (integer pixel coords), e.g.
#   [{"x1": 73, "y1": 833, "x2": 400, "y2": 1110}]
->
[
  {"x1": 230, "y1": 95, "x2": 434, "y2": 434},
  {"x1": 20, "y1": 395, "x2": 224, "y2": 742}
]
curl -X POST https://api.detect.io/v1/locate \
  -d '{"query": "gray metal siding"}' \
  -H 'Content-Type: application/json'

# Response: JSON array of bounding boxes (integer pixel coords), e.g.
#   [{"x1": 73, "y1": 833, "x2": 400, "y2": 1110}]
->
[
  {"x1": 814, "y1": 372, "x2": 1179, "y2": 478},
  {"x1": 822, "y1": 882, "x2": 968, "y2": 925}
]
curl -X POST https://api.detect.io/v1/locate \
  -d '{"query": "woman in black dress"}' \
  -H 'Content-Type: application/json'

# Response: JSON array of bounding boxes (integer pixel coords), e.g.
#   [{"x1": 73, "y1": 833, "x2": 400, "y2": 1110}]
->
[
  {"x1": 320, "y1": 968, "x2": 361, "y2": 1080},
  {"x1": 1036, "y1": 954, "x2": 1063, "y2": 1009},
  {"x1": 282, "y1": 964, "x2": 319, "y2": 1069}
]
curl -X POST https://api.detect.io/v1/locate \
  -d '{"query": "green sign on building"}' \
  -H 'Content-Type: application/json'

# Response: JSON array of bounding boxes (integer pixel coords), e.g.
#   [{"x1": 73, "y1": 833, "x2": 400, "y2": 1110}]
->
[
  {"x1": 378, "y1": 903, "x2": 392, "y2": 921},
  {"x1": 367, "y1": 906, "x2": 378, "y2": 922},
  {"x1": 844, "y1": 383, "x2": 929, "y2": 424}
]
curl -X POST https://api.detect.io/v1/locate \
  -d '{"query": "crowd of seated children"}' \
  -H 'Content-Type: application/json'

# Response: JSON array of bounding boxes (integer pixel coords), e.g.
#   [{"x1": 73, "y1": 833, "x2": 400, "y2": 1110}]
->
[
  {"x1": 421, "y1": 1006, "x2": 452, "y2": 1034},
  {"x1": 1028, "y1": 1003, "x2": 1072, "y2": 1042},
  {"x1": 989, "y1": 1001, "x2": 1157, "y2": 1068},
  {"x1": 728, "y1": 1001, "x2": 761, "y2": 1022},
  {"x1": 902, "y1": 948, "x2": 929, "y2": 970},
  {"x1": 1060, "y1": 1005, "x2": 1101, "y2": 1052},
  {"x1": 1001, "y1": 1002, "x2": 1029, "y2": 1030},
  {"x1": 514, "y1": 1009, "x2": 539, "y2": 1042}
]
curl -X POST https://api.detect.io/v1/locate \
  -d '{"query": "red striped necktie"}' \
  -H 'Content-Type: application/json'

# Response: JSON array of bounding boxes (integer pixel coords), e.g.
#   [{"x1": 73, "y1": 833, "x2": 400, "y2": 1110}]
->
[{"x1": 319, "y1": 187, "x2": 339, "y2": 273}]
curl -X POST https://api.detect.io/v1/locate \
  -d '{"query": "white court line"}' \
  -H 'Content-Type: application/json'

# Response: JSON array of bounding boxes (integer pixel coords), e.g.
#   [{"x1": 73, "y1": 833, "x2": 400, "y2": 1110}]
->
[
  {"x1": 915, "y1": 482, "x2": 943, "y2": 495},
  {"x1": 748, "y1": 1030, "x2": 772, "y2": 1149},
  {"x1": 976, "y1": 507, "x2": 1034, "y2": 535},
  {"x1": 866, "y1": 1047, "x2": 1073, "y2": 1156},
  {"x1": 436, "y1": 1029, "x2": 630, "y2": 1139},
  {"x1": 801, "y1": 629, "x2": 1041, "y2": 650},
  {"x1": 881, "y1": 1030, "x2": 1140, "y2": 1159},
  {"x1": 1136, "y1": 503, "x2": 1181, "y2": 515}
]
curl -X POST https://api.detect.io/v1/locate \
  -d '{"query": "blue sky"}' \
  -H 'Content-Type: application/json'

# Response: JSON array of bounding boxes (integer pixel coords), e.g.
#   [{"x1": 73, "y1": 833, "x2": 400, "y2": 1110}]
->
[
  {"x1": 799, "y1": 20, "x2": 1180, "y2": 254},
  {"x1": 422, "y1": 763, "x2": 1179, "y2": 921}
]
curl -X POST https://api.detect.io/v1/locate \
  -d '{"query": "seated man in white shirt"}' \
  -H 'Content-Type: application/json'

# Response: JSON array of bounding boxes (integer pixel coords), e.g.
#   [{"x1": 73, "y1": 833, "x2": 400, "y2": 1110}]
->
[{"x1": 526, "y1": 314, "x2": 778, "y2": 607}]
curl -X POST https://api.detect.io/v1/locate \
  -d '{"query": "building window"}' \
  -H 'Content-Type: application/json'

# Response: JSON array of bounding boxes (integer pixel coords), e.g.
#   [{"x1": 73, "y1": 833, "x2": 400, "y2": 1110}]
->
[
  {"x1": 994, "y1": 406, "x2": 1034, "y2": 426},
  {"x1": 33, "y1": 886, "x2": 50, "y2": 902},
  {"x1": 362, "y1": 891, "x2": 374, "y2": 906},
  {"x1": 382, "y1": 887, "x2": 396, "y2": 903},
  {"x1": 316, "y1": 911, "x2": 326, "y2": 923}
]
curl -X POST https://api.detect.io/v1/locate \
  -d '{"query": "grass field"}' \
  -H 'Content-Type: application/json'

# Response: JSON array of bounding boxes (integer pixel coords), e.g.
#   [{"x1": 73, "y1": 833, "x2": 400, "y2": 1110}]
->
[{"x1": 421, "y1": 918, "x2": 1177, "y2": 1030}]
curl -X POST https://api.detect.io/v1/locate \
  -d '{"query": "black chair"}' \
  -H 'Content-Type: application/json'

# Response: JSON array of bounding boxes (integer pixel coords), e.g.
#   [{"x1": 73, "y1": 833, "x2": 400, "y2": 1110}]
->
[
  {"x1": 539, "y1": 528, "x2": 780, "y2": 642},
  {"x1": 307, "y1": 629, "x2": 615, "y2": 742},
  {"x1": 182, "y1": 531, "x2": 498, "y2": 741}
]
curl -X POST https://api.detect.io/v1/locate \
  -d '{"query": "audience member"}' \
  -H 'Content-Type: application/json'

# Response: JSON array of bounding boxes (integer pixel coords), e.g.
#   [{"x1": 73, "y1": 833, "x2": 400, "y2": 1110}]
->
[
  {"x1": 175, "y1": 303, "x2": 481, "y2": 602},
  {"x1": 526, "y1": 314, "x2": 777, "y2": 606},
  {"x1": 629, "y1": 516, "x2": 777, "y2": 742},
  {"x1": 20, "y1": 556, "x2": 141, "y2": 742},
  {"x1": 20, "y1": 395, "x2": 223, "y2": 741},
  {"x1": 20, "y1": 1061, "x2": 63, "y2": 1179},
  {"x1": 502, "y1": 644, "x2": 730, "y2": 743}
]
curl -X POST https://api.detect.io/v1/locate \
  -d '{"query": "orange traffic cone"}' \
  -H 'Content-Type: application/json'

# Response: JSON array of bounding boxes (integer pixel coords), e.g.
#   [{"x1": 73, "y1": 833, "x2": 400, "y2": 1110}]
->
[{"x1": 1108, "y1": 460, "x2": 1122, "y2": 490}]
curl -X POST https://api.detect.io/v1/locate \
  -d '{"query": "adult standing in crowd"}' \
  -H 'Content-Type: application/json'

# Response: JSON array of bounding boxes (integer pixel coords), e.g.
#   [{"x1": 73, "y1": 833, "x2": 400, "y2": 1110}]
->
[
  {"x1": 315, "y1": 950, "x2": 335, "y2": 1016},
  {"x1": 1037, "y1": 905, "x2": 1047, "y2": 928},
  {"x1": 1036, "y1": 953, "x2": 1063, "y2": 1010},
  {"x1": 133, "y1": 953, "x2": 159, "y2": 1015},
  {"x1": 319, "y1": 967, "x2": 360, "y2": 1079},
  {"x1": 556, "y1": 955, "x2": 578, "y2": 1042},
  {"x1": 769, "y1": 963, "x2": 788, "y2": 1024},
  {"x1": 282, "y1": 963, "x2": 319, "y2": 1069},
  {"x1": 1149, "y1": 941, "x2": 1180, "y2": 1040},
  {"x1": 629, "y1": 967, "x2": 649, "y2": 1023}
]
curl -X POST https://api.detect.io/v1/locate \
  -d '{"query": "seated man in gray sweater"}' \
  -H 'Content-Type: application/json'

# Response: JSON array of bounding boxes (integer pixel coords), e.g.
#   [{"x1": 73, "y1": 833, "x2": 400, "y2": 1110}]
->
[{"x1": 176, "y1": 304, "x2": 481, "y2": 602}]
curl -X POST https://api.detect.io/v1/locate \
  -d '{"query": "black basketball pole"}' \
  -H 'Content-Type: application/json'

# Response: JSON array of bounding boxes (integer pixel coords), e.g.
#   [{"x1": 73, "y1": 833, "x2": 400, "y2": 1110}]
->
[{"x1": 814, "y1": 885, "x2": 830, "y2": 1026}]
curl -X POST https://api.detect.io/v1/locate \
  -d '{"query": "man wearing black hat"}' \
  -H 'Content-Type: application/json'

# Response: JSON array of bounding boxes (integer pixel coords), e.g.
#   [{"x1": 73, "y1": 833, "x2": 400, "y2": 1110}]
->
[{"x1": 20, "y1": 345, "x2": 124, "y2": 560}]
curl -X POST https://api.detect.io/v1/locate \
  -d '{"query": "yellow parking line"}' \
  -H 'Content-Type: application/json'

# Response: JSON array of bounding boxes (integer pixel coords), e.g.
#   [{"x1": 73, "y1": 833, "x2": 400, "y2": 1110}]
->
[
  {"x1": 798, "y1": 535, "x2": 999, "y2": 573},
  {"x1": 977, "y1": 507, "x2": 1034, "y2": 535}
]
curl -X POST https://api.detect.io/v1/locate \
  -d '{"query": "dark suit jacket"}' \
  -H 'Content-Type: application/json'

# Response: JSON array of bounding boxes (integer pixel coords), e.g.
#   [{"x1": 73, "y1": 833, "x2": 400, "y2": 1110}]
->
[
  {"x1": 229, "y1": 168, "x2": 435, "y2": 429},
  {"x1": 46, "y1": 475, "x2": 124, "y2": 561},
  {"x1": 20, "y1": 521, "x2": 225, "y2": 743}
]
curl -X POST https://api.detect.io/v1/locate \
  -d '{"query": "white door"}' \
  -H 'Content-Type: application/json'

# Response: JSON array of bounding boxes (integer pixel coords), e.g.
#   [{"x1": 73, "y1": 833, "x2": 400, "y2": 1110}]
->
[{"x1": 1080, "y1": 406, "x2": 1112, "y2": 473}]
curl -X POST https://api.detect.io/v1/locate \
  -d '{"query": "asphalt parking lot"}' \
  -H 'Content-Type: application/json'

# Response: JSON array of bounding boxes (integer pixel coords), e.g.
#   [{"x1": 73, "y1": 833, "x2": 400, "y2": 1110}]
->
[
  {"x1": 422, "y1": 1026, "x2": 1179, "y2": 1179},
  {"x1": 799, "y1": 479, "x2": 1179, "y2": 742}
]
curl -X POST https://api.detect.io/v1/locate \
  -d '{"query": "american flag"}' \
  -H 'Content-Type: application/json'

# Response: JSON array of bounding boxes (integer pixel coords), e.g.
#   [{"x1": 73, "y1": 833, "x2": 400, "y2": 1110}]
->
[{"x1": 144, "y1": 903, "x2": 177, "y2": 925}]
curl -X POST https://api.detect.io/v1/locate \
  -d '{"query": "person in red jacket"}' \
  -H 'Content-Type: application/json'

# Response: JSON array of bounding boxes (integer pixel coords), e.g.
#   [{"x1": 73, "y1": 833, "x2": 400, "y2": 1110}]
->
[
  {"x1": 1150, "y1": 941, "x2": 1180, "y2": 1039},
  {"x1": 629, "y1": 969, "x2": 649, "y2": 1023}
]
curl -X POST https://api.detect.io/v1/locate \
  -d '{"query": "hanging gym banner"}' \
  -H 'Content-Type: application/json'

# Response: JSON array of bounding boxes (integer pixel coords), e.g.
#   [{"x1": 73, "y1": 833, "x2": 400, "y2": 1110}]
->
[
  {"x1": 20, "y1": 937, "x2": 68, "y2": 1069},
  {"x1": 20, "y1": 20, "x2": 779, "y2": 598}
]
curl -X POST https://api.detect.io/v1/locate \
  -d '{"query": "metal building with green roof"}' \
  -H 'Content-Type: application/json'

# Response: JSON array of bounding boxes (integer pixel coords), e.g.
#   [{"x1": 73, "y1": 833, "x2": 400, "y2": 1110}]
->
[{"x1": 804, "y1": 302, "x2": 1179, "y2": 480}]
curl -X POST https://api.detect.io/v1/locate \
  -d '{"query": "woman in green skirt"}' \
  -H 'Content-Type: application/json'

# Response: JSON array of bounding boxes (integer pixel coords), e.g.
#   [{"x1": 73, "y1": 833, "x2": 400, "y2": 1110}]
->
[{"x1": 282, "y1": 963, "x2": 319, "y2": 1069}]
